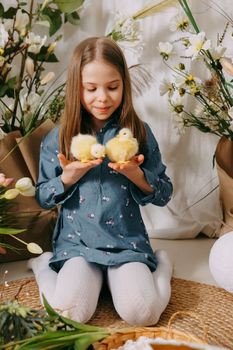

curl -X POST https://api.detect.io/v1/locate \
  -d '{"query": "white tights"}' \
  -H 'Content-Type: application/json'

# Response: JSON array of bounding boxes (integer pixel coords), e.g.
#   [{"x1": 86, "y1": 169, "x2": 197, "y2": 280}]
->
[{"x1": 28, "y1": 250, "x2": 172, "y2": 326}]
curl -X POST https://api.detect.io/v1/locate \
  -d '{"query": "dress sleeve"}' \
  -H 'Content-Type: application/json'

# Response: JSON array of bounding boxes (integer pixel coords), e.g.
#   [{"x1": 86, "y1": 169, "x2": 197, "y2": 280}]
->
[
  {"x1": 130, "y1": 123, "x2": 173, "y2": 207},
  {"x1": 36, "y1": 128, "x2": 77, "y2": 209}
]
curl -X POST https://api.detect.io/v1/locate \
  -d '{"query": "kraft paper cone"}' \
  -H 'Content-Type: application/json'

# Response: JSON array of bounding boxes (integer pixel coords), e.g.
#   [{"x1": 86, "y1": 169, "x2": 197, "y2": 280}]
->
[
  {"x1": 215, "y1": 136, "x2": 233, "y2": 235},
  {"x1": 16, "y1": 119, "x2": 55, "y2": 183},
  {"x1": 0, "y1": 131, "x2": 31, "y2": 179},
  {"x1": 0, "y1": 120, "x2": 57, "y2": 262}
]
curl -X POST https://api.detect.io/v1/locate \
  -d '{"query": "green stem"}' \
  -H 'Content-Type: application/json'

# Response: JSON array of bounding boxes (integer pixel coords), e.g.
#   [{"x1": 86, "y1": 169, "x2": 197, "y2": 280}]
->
[
  {"x1": 178, "y1": 0, "x2": 200, "y2": 33},
  {"x1": 25, "y1": 83, "x2": 65, "y2": 133},
  {"x1": 11, "y1": 0, "x2": 34, "y2": 129},
  {"x1": 9, "y1": 234, "x2": 27, "y2": 246}
]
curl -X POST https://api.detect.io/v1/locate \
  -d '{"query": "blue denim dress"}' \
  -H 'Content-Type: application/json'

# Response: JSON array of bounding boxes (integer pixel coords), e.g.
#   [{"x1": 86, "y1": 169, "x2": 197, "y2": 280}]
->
[{"x1": 36, "y1": 117, "x2": 173, "y2": 272}]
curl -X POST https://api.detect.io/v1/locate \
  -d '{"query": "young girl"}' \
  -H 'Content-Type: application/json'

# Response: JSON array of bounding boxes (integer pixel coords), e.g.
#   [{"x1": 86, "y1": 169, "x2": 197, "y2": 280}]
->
[{"x1": 29, "y1": 36, "x2": 173, "y2": 326}]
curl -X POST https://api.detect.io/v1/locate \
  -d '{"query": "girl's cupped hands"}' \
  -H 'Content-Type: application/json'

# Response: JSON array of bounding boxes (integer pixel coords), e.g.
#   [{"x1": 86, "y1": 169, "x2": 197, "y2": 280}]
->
[
  {"x1": 58, "y1": 153, "x2": 103, "y2": 188},
  {"x1": 108, "y1": 154, "x2": 144, "y2": 176}
]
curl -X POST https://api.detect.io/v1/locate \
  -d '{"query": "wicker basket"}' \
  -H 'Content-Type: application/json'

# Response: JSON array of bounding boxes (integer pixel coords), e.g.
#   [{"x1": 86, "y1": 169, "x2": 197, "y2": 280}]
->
[{"x1": 95, "y1": 312, "x2": 207, "y2": 350}]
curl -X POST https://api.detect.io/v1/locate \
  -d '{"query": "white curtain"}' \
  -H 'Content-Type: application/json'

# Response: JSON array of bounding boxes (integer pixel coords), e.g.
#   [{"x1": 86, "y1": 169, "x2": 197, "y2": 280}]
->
[{"x1": 6, "y1": 0, "x2": 232, "y2": 238}]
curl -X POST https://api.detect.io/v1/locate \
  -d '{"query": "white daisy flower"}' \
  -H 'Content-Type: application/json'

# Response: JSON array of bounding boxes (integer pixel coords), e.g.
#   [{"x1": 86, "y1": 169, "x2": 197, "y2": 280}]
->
[
  {"x1": 170, "y1": 12, "x2": 190, "y2": 32},
  {"x1": 209, "y1": 46, "x2": 226, "y2": 61},
  {"x1": 158, "y1": 42, "x2": 174, "y2": 60},
  {"x1": 185, "y1": 32, "x2": 211, "y2": 60},
  {"x1": 159, "y1": 78, "x2": 174, "y2": 96}
]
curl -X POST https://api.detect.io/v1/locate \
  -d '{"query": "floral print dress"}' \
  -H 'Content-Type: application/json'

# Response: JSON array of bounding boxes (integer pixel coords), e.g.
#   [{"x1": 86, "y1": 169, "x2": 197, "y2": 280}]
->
[{"x1": 36, "y1": 116, "x2": 173, "y2": 272}]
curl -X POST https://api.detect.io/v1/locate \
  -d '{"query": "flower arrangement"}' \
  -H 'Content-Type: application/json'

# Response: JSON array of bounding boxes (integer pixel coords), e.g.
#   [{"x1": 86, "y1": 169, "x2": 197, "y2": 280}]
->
[
  {"x1": 0, "y1": 0, "x2": 84, "y2": 137},
  {"x1": 107, "y1": 0, "x2": 178, "y2": 44},
  {"x1": 0, "y1": 294, "x2": 109, "y2": 349},
  {"x1": 158, "y1": 0, "x2": 233, "y2": 139},
  {"x1": 0, "y1": 173, "x2": 42, "y2": 255}
]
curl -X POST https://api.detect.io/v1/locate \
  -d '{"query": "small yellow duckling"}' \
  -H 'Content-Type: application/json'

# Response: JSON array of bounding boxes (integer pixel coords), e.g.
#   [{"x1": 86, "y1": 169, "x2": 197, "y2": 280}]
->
[
  {"x1": 70, "y1": 134, "x2": 105, "y2": 162},
  {"x1": 106, "y1": 128, "x2": 139, "y2": 163}
]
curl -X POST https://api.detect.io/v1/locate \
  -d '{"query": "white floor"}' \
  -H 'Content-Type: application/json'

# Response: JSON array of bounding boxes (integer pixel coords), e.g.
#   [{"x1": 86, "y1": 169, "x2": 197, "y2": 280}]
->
[{"x1": 1, "y1": 235, "x2": 217, "y2": 286}]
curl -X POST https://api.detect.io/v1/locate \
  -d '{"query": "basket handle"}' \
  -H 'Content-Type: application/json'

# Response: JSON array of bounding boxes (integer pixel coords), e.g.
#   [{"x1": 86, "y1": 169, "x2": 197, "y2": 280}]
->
[{"x1": 167, "y1": 311, "x2": 208, "y2": 342}]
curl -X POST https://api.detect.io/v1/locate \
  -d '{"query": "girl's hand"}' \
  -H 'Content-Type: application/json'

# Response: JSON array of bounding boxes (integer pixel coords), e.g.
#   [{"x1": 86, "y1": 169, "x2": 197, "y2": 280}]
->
[
  {"x1": 108, "y1": 154, "x2": 144, "y2": 176},
  {"x1": 108, "y1": 154, "x2": 154, "y2": 194},
  {"x1": 58, "y1": 153, "x2": 103, "y2": 189}
]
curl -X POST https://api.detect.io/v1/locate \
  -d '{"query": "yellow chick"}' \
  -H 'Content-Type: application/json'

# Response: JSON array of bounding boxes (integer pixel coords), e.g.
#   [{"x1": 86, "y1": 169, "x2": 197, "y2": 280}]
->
[
  {"x1": 106, "y1": 128, "x2": 139, "y2": 163},
  {"x1": 90, "y1": 143, "x2": 106, "y2": 159},
  {"x1": 70, "y1": 134, "x2": 105, "y2": 162}
]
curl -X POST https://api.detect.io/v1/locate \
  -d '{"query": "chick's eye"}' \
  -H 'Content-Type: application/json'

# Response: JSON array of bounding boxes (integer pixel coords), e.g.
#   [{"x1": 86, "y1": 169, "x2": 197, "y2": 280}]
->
[{"x1": 86, "y1": 88, "x2": 96, "y2": 92}]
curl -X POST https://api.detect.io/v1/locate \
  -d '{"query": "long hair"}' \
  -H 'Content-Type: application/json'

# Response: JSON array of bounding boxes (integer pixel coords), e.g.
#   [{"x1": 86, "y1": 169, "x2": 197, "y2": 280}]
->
[{"x1": 59, "y1": 37, "x2": 147, "y2": 158}]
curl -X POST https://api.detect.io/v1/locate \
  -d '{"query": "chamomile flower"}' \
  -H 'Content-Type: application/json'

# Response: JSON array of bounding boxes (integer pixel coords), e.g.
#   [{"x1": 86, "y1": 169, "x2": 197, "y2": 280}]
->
[
  {"x1": 158, "y1": 42, "x2": 175, "y2": 61},
  {"x1": 209, "y1": 46, "x2": 226, "y2": 61},
  {"x1": 185, "y1": 32, "x2": 211, "y2": 59},
  {"x1": 159, "y1": 78, "x2": 174, "y2": 96},
  {"x1": 170, "y1": 11, "x2": 190, "y2": 32}
]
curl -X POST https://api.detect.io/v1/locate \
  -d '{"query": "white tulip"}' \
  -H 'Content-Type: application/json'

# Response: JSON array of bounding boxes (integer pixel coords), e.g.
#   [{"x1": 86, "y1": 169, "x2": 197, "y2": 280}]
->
[
  {"x1": 0, "y1": 24, "x2": 8, "y2": 47},
  {"x1": 20, "y1": 92, "x2": 41, "y2": 114},
  {"x1": 20, "y1": 186, "x2": 36, "y2": 197},
  {"x1": 25, "y1": 58, "x2": 34, "y2": 78},
  {"x1": 3, "y1": 188, "x2": 20, "y2": 200},
  {"x1": 15, "y1": 9, "x2": 29, "y2": 33},
  {"x1": 0, "y1": 127, "x2": 6, "y2": 140},
  {"x1": 15, "y1": 177, "x2": 33, "y2": 191},
  {"x1": 26, "y1": 32, "x2": 47, "y2": 54},
  {"x1": 27, "y1": 243, "x2": 43, "y2": 254},
  {"x1": 41, "y1": 71, "x2": 55, "y2": 85},
  {"x1": 15, "y1": 177, "x2": 35, "y2": 197}
]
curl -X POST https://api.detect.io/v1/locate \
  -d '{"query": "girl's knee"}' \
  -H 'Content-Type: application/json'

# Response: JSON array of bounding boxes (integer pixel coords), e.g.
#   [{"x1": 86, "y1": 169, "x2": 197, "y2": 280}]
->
[
  {"x1": 53, "y1": 288, "x2": 100, "y2": 323},
  {"x1": 60, "y1": 303, "x2": 95, "y2": 323},
  {"x1": 115, "y1": 297, "x2": 161, "y2": 326}
]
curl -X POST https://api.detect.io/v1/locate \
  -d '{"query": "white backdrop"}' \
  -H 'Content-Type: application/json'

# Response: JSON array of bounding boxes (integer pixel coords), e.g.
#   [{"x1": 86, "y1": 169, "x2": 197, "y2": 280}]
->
[{"x1": 5, "y1": 0, "x2": 233, "y2": 239}]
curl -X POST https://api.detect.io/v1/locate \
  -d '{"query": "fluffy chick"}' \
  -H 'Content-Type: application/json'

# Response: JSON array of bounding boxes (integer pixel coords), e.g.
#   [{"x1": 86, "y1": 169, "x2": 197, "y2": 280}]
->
[
  {"x1": 106, "y1": 128, "x2": 139, "y2": 163},
  {"x1": 90, "y1": 143, "x2": 106, "y2": 159},
  {"x1": 71, "y1": 134, "x2": 104, "y2": 162}
]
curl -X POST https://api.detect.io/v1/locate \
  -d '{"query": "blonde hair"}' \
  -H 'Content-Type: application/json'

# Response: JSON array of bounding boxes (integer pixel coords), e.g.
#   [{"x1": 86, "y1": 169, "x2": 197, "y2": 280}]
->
[{"x1": 59, "y1": 37, "x2": 146, "y2": 158}]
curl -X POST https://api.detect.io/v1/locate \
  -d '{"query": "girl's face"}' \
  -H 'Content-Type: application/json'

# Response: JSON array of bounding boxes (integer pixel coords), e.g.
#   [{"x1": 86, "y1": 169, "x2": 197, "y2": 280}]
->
[{"x1": 80, "y1": 60, "x2": 123, "y2": 130}]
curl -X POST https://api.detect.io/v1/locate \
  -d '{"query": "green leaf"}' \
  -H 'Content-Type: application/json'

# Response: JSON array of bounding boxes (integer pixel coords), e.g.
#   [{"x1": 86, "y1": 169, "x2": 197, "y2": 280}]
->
[
  {"x1": 226, "y1": 82, "x2": 233, "y2": 89},
  {"x1": 43, "y1": 295, "x2": 106, "y2": 333},
  {"x1": 28, "y1": 47, "x2": 59, "y2": 62},
  {"x1": 15, "y1": 330, "x2": 79, "y2": 349},
  {"x1": 53, "y1": 0, "x2": 84, "y2": 14},
  {"x1": 0, "y1": 242, "x2": 21, "y2": 253},
  {"x1": 7, "y1": 76, "x2": 17, "y2": 89},
  {"x1": 0, "y1": 3, "x2": 4, "y2": 17},
  {"x1": 59, "y1": 314, "x2": 107, "y2": 332},
  {"x1": 0, "y1": 83, "x2": 9, "y2": 98},
  {"x1": 3, "y1": 77, "x2": 17, "y2": 98},
  {"x1": 65, "y1": 11, "x2": 80, "y2": 25},
  {"x1": 74, "y1": 332, "x2": 109, "y2": 350},
  {"x1": 42, "y1": 294, "x2": 60, "y2": 318},
  {"x1": 3, "y1": 6, "x2": 17, "y2": 19},
  {"x1": 41, "y1": 7, "x2": 63, "y2": 36},
  {"x1": 0, "y1": 227, "x2": 26, "y2": 235}
]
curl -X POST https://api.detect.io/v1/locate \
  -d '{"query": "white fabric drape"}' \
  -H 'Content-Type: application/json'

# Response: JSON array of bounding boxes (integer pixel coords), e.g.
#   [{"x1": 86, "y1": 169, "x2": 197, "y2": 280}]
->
[{"x1": 5, "y1": 0, "x2": 232, "y2": 238}]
